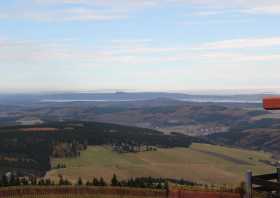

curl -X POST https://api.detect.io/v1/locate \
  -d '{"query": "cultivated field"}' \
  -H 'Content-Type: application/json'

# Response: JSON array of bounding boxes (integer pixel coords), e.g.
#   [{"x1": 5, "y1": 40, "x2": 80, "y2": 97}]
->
[{"x1": 46, "y1": 144, "x2": 275, "y2": 185}]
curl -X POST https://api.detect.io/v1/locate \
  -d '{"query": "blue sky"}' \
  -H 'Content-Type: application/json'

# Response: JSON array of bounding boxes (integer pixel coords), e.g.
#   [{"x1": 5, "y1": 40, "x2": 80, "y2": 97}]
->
[{"x1": 1, "y1": 0, "x2": 280, "y2": 93}]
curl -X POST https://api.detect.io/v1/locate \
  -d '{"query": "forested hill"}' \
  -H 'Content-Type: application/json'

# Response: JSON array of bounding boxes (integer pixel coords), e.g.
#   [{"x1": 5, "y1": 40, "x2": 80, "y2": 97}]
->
[
  {"x1": 207, "y1": 118, "x2": 280, "y2": 155},
  {"x1": 0, "y1": 121, "x2": 204, "y2": 177}
]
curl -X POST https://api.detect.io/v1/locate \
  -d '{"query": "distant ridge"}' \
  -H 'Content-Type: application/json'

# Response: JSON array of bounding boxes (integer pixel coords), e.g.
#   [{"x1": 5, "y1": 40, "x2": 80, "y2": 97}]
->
[{"x1": 0, "y1": 92, "x2": 273, "y2": 105}]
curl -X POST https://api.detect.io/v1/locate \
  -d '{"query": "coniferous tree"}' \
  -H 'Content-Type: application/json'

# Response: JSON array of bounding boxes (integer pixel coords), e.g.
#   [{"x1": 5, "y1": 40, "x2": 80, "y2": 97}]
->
[
  {"x1": 31, "y1": 177, "x2": 37, "y2": 185},
  {"x1": 111, "y1": 174, "x2": 119, "y2": 186},
  {"x1": 9, "y1": 174, "x2": 16, "y2": 186},
  {"x1": 64, "y1": 178, "x2": 72, "y2": 185},
  {"x1": 45, "y1": 179, "x2": 51, "y2": 186},
  {"x1": 77, "y1": 177, "x2": 83, "y2": 186},
  {"x1": 93, "y1": 177, "x2": 99, "y2": 186},
  {"x1": 99, "y1": 177, "x2": 106, "y2": 186},
  {"x1": 2, "y1": 175, "x2": 8, "y2": 186},
  {"x1": 164, "y1": 181, "x2": 169, "y2": 190},
  {"x1": 15, "y1": 177, "x2": 21, "y2": 186},
  {"x1": 156, "y1": 182, "x2": 162, "y2": 189},
  {"x1": 59, "y1": 176, "x2": 64, "y2": 185},
  {"x1": 38, "y1": 179, "x2": 44, "y2": 186}
]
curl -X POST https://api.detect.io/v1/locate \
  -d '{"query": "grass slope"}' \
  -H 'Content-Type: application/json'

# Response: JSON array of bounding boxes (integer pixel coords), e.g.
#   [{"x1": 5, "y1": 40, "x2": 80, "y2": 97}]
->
[{"x1": 47, "y1": 144, "x2": 275, "y2": 185}]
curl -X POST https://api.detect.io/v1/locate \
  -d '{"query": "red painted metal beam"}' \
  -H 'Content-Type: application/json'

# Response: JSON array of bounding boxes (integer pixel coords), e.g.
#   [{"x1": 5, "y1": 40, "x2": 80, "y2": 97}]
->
[{"x1": 263, "y1": 97, "x2": 280, "y2": 110}]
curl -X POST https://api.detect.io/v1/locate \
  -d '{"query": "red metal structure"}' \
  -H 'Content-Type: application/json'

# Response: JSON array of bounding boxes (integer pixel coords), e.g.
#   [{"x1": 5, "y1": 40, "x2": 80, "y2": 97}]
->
[{"x1": 263, "y1": 97, "x2": 280, "y2": 110}]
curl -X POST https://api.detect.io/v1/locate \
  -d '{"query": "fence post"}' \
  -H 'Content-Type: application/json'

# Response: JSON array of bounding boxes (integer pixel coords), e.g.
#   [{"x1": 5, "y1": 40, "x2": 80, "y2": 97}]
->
[
  {"x1": 277, "y1": 167, "x2": 280, "y2": 196},
  {"x1": 245, "y1": 170, "x2": 252, "y2": 198},
  {"x1": 277, "y1": 167, "x2": 280, "y2": 182}
]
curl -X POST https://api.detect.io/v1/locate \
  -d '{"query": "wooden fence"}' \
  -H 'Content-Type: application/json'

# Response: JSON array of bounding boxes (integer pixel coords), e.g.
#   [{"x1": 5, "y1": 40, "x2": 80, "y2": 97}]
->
[
  {"x1": 245, "y1": 168, "x2": 280, "y2": 198},
  {"x1": 0, "y1": 185, "x2": 241, "y2": 198}
]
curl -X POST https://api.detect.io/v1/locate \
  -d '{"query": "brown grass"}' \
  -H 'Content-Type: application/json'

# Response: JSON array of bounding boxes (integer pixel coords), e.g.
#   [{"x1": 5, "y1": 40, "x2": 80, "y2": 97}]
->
[
  {"x1": 47, "y1": 144, "x2": 275, "y2": 186},
  {"x1": 19, "y1": 128, "x2": 59, "y2": 132}
]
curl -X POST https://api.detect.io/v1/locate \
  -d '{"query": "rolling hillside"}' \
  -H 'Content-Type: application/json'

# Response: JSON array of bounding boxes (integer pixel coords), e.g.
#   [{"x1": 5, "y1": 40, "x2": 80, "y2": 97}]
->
[
  {"x1": 47, "y1": 143, "x2": 276, "y2": 185},
  {"x1": 0, "y1": 121, "x2": 202, "y2": 176}
]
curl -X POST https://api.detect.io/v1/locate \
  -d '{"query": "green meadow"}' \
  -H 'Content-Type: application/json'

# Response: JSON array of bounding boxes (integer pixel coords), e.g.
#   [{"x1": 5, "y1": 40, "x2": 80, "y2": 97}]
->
[{"x1": 47, "y1": 144, "x2": 276, "y2": 186}]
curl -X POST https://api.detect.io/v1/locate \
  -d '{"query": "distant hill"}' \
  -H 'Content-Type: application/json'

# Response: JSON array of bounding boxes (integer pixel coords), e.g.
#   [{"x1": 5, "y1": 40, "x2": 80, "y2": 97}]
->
[
  {"x1": 0, "y1": 92, "x2": 270, "y2": 105},
  {"x1": 207, "y1": 118, "x2": 280, "y2": 155}
]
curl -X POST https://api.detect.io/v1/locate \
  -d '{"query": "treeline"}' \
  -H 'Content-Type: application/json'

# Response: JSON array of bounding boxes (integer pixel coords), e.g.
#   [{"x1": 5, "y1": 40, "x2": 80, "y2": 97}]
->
[
  {"x1": 51, "y1": 140, "x2": 88, "y2": 158},
  {"x1": 0, "y1": 173, "x2": 242, "y2": 195},
  {"x1": 0, "y1": 173, "x2": 168, "y2": 190},
  {"x1": 112, "y1": 142, "x2": 157, "y2": 153},
  {"x1": 207, "y1": 118, "x2": 280, "y2": 153}
]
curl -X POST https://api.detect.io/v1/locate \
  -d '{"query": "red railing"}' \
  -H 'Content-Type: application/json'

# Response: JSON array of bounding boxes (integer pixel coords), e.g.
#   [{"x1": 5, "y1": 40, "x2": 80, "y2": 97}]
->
[
  {"x1": 169, "y1": 188, "x2": 241, "y2": 198},
  {"x1": 0, "y1": 186, "x2": 166, "y2": 198},
  {"x1": 0, "y1": 186, "x2": 242, "y2": 198}
]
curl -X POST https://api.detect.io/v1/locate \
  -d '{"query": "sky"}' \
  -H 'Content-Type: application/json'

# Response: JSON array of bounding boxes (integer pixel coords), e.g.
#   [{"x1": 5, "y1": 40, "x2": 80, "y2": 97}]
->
[{"x1": 1, "y1": 0, "x2": 280, "y2": 93}]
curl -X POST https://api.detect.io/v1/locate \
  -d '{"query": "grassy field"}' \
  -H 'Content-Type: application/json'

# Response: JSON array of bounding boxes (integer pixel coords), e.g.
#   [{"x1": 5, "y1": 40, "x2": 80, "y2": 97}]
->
[{"x1": 46, "y1": 144, "x2": 276, "y2": 186}]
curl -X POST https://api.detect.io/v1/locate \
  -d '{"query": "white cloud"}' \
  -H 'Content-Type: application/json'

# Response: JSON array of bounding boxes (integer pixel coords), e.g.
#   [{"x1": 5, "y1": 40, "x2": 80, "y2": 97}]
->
[
  {"x1": 2, "y1": 36, "x2": 280, "y2": 66},
  {"x1": 192, "y1": 10, "x2": 228, "y2": 16},
  {"x1": 26, "y1": 0, "x2": 161, "y2": 22},
  {"x1": 0, "y1": 7, "x2": 126, "y2": 22},
  {"x1": 33, "y1": 0, "x2": 161, "y2": 7},
  {"x1": 242, "y1": 5, "x2": 280, "y2": 15},
  {"x1": 199, "y1": 52, "x2": 280, "y2": 62},
  {"x1": 195, "y1": 37, "x2": 280, "y2": 50},
  {"x1": 175, "y1": 0, "x2": 280, "y2": 15},
  {"x1": 41, "y1": 8, "x2": 126, "y2": 21},
  {"x1": 173, "y1": 0, "x2": 280, "y2": 9},
  {"x1": 1, "y1": 36, "x2": 280, "y2": 92},
  {"x1": 1, "y1": 0, "x2": 280, "y2": 23}
]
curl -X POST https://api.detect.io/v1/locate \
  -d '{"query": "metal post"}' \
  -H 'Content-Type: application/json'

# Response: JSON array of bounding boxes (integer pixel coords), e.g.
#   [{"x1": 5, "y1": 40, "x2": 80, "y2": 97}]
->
[
  {"x1": 245, "y1": 170, "x2": 252, "y2": 198},
  {"x1": 277, "y1": 167, "x2": 280, "y2": 195},
  {"x1": 277, "y1": 167, "x2": 280, "y2": 182}
]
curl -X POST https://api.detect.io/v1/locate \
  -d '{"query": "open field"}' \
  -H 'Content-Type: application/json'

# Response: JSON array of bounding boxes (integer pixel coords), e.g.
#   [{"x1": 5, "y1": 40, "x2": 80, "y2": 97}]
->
[
  {"x1": 157, "y1": 124, "x2": 229, "y2": 136},
  {"x1": 46, "y1": 144, "x2": 275, "y2": 185}
]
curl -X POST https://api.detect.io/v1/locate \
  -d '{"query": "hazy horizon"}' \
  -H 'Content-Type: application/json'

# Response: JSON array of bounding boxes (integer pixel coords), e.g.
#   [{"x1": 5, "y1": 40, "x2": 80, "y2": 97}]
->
[{"x1": 0, "y1": 88, "x2": 279, "y2": 95}]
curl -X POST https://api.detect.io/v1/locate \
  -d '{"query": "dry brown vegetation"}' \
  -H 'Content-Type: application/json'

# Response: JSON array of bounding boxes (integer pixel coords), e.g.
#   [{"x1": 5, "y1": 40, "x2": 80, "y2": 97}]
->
[
  {"x1": 19, "y1": 128, "x2": 59, "y2": 132},
  {"x1": 47, "y1": 144, "x2": 275, "y2": 186}
]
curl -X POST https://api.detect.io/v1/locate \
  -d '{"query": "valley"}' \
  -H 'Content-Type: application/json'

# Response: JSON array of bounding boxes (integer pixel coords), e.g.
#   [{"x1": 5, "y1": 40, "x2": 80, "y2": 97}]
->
[{"x1": 1, "y1": 93, "x2": 280, "y2": 188}]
